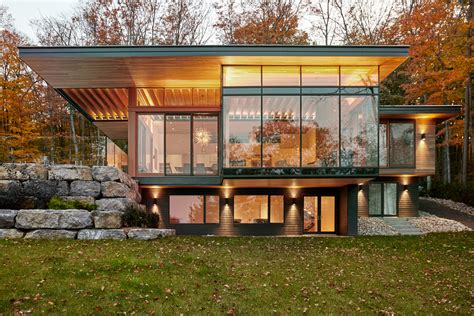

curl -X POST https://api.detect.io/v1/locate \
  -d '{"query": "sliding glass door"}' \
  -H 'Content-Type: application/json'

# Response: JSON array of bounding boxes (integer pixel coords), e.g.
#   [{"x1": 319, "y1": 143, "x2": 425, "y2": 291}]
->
[
  {"x1": 368, "y1": 183, "x2": 398, "y2": 216},
  {"x1": 303, "y1": 195, "x2": 336, "y2": 233}
]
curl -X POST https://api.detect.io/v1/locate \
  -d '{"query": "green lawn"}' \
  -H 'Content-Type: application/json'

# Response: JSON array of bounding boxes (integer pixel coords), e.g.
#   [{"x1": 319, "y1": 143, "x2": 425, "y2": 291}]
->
[{"x1": 0, "y1": 233, "x2": 473, "y2": 315}]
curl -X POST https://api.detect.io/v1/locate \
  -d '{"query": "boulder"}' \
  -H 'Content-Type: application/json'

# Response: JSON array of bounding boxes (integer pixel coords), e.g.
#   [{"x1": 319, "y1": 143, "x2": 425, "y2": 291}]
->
[
  {"x1": 93, "y1": 211, "x2": 122, "y2": 229},
  {"x1": 0, "y1": 180, "x2": 24, "y2": 209},
  {"x1": 101, "y1": 181, "x2": 129, "y2": 198},
  {"x1": 61, "y1": 196, "x2": 95, "y2": 205},
  {"x1": 95, "y1": 198, "x2": 131, "y2": 212},
  {"x1": 0, "y1": 210, "x2": 17, "y2": 228},
  {"x1": 77, "y1": 229, "x2": 126, "y2": 240},
  {"x1": 24, "y1": 229, "x2": 77, "y2": 240},
  {"x1": 49, "y1": 165, "x2": 93, "y2": 181},
  {"x1": 0, "y1": 229, "x2": 25, "y2": 239},
  {"x1": 70, "y1": 180, "x2": 100, "y2": 197},
  {"x1": 23, "y1": 180, "x2": 69, "y2": 201},
  {"x1": 15, "y1": 209, "x2": 93, "y2": 229},
  {"x1": 127, "y1": 228, "x2": 175, "y2": 240},
  {"x1": 91, "y1": 166, "x2": 122, "y2": 182}
]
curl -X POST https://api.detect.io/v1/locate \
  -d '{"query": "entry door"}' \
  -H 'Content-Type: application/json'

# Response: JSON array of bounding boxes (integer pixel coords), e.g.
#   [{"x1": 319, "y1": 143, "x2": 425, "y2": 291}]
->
[{"x1": 303, "y1": 196, "x2": 336, "y2": 233}]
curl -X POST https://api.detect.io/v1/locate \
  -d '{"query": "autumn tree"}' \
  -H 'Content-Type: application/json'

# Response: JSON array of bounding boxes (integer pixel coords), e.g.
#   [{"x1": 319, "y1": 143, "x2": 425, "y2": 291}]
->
[{"x1": 214, "y1": 0, "x2": 308, "y2": 44}]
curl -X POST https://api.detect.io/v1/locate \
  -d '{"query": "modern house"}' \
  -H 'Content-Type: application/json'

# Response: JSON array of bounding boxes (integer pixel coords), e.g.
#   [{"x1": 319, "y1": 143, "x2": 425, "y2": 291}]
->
[{"x1": 19, "y1": 45, "x2": 460, "y2": 236}]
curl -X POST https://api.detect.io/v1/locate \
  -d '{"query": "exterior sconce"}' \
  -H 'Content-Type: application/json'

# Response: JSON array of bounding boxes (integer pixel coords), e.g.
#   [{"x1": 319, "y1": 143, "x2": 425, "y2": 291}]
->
[
  {"x1": 291, "y1": 198, "x2": 297, "y2": 205},
  {"x1": 403, "y1": 185, "x2": 408, "y2": 191},
  {"x1": 153, "y1": 198, "x2": 158, "y2": 205},
  {"x1": 421, "y1": 133, "x2": 426, "y2": 141},
  {"x1": 225, "y1": 198, "x2": 230, "y2": 206},
  {"x1": 358, "y1": 185, "x2": 363, "y2": 191}
]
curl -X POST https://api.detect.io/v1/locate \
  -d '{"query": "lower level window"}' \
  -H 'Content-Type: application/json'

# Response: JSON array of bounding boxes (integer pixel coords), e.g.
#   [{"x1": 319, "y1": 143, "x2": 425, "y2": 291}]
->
[
  {"x1": 169, "y1": 195, "x2": 220, "y2": 224},
  {"x1": 234, "y1": 195, "x2": 284, "y2": 224},
  {"x1": 368, "y1": 183, "x2": 397, "y2": 216}
]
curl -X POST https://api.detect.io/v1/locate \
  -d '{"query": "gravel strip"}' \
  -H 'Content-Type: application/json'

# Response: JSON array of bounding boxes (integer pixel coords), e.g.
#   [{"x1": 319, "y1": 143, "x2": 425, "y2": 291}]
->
[
  {"x1": 420, "y1": 197, "x2": 474, "y2": 216},
  {"x1": 358, "y1": 217, "x2": 399, "y2": 236},
  {"x1": 409, "y1": 216, "x2": 471, "y2": 233}
]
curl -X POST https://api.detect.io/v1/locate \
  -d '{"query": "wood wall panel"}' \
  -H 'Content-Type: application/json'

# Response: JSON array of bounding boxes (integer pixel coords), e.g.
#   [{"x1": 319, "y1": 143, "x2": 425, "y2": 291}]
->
[
  {"x1": 338, "y1": 187, "x2": 348, "y2": 235},
  {"x1": 357, "y1": 186, "x2": 369, "y2": 217},
  {"x1": 416, "y1": 120, "x2": 436, "y2": 174}
]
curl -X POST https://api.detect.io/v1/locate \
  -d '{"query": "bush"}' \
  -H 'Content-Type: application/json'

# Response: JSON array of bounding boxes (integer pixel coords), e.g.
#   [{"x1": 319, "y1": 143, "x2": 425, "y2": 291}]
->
[
  {"x1": 48, "y1": 196, "x2": 97, "y2": 211},
  {"x1": 425, "y1": 180, "x2": 474, "y2": 207},
  {"x1": 122, "y1": 203, "x2": 158, "y2": 228}
]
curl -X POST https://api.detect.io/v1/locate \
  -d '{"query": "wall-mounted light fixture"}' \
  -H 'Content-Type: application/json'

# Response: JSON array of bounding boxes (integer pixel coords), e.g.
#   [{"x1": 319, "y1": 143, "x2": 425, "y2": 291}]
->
[
  {"x1": 403, "y1": 184, "x2": 408, "y2": 191},
  {"x1": 358, "y1": 184, "x2": 363, "y2": 191},
  {"x1": 421, "y1": 133, "x2": 426, "y2": 141},
  {"x1": 291, "y1": 198, "x2": 297, "y2": 205},
  {"x1": 225, "y1": 198, "x2": 230, "y2": 206},
  {"x1": 153, "y1": 198, "x2": 158, "y2": 205}
]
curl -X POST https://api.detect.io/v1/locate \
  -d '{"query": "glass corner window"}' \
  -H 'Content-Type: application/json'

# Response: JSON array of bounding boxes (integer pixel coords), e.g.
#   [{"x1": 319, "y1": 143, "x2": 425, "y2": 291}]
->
[{"x1": 341, "y1": 66, "x2": 378, "y2": 86}]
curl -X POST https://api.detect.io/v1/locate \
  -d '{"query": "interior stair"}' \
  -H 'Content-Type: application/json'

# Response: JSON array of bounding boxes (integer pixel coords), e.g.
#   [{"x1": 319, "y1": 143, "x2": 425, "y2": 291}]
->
[{"x1": 382, "y1": 217, "x2": 424, "y2": 235}]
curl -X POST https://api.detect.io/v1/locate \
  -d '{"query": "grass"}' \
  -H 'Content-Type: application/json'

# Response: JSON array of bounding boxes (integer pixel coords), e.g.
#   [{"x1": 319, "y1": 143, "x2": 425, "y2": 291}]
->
[{"x1": 0, "y1": 232, "x2": 473, "y2": 315}]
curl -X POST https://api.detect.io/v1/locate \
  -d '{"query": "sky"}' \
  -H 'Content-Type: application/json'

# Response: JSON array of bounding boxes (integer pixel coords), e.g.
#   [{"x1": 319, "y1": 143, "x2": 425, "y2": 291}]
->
[{"x1": 2, "y1": 0, "x2": 79, "y2": 42}]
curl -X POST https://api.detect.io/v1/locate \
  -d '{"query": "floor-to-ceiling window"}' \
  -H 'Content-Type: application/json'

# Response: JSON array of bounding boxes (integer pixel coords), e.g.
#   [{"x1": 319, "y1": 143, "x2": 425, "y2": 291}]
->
[
  {"x1": 379, "y1": 120, "x2": 415, "y2": 168},
  {"x1": 222, "y1": 65, "x2": 379, "y2": 174},
  {"x1": 368, "y1": 183, "x2": 398, "y2": 216},
  {"x1": 138, "y1": 113, "x2": 218, "y2": 175}
]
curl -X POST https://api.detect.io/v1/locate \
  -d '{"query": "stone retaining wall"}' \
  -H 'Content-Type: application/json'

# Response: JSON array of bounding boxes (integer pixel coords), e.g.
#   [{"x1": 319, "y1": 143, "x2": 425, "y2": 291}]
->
[
  {"x1": 0, "y1": 209, "x2": 175, "y2": 240},
  {"x1": 0, "y1": 164, "x2": 141, "y2": 209}
]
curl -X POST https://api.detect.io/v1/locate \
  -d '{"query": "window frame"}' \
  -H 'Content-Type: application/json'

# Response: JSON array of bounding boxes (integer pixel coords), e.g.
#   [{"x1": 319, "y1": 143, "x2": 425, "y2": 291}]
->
[
  {"x1": 137, "y1": 112, "x2": 219, "y2": 177},
  {"x1": 367, "y1": 182, "x2": 399, "y2": 217},
  {"x1": 379, "y1": 119, "x2": 416, "y2": 169},
  {"x1": 168, "y1": 194, "x2": 220, "y2": 225},
  {"x1": 232, "y1": 194, "x2": 285, "y2": 225}
]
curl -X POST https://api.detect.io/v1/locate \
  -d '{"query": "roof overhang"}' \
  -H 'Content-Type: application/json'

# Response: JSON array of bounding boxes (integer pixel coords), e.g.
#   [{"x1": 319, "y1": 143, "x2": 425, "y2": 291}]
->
[
  {"x1": 19, "y1": 45, "x2": 409, "y2": 89},
  {"x1": 379, "y1": 105, "x2": 461, "y2": 122}
]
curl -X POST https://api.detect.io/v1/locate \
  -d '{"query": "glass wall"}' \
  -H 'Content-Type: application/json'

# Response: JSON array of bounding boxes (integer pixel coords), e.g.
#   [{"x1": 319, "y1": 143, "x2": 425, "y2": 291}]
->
[
  {"x1": 368, "y1": 183, "x2": 382, "y2": 216},
  {"x1": 389, "y1": 122, "x2": 415, "y2": 167},
  {"x1": 262, "y1": 66, "x2": 300, "y2": 86},
  {"x1": 341, "y1": 96, "x2": 378, "y2": 167},
  {"x1": 166, "y1": 115, "x2": 191, "y2": 174},
  {"x1": 138, "y1": 115, "x2": 164, "y2": 174},
  {"x1": 193, "y1": 115, "x2": 218, "y2": 175},
  {"x1": 223, "y1": 66, "x2": 378, "y2": 87},
  {"x1": 223, "y1": 65, "x2": 380, "y2": 172},
  {"x1": 379, "y1": 121, "x2": 415, "y2": 168},
  {"x1": 302, "y1": 96, "x2": 339, "y2": 167},
  {"x1": 223, "y1": 96, "x2": 261, "y2": 168},
  {"x1": 262, "y1": 96, "x2": 300, "y2": 167},
  {"x1": 138, "y1": 113, "x2": 218, "y2": 175}
]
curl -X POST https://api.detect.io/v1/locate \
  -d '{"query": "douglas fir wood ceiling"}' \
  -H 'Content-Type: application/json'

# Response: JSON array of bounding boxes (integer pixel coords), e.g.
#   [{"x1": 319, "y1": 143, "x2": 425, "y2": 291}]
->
[{"x1": 19, "y1": 45, "x2": 410, "y2": 89}]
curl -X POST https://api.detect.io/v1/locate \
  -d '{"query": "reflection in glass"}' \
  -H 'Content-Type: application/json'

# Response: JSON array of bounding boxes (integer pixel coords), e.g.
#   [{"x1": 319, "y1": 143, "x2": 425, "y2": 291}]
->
[
  {"x1": 234, "y1": 195, "x2": 268, "y2": 223},
  {"x1": 302, "y1": 96, "x2": 339, "y2": 167},
  {"x1": 262, "y1": 66, "x2": 300, "y2": 86},
  {"x1": 138, "y1": 115, "x2": 164, "y2": 174},
  {"x1": 223, "y1": 66, "x2": 261, "y2": 87},
  {"x1": 368, "y1": 184, "x2": 382, "y2": 215},
  {"x1": 166, "y1": 115, "x2": 191, "y2": 174},
  {"x1": 262, "y1": 96, "x2": 300, "y2": 167},
  {"x1": 270, "y1": 195, "x2": 284, "y2": 223},
  {"x1": 193, "y1": 116, "x2": 218, "y2": 175},
  {"x1": 223, "y1": 96, "x2": 261, "y2": 168},
  {"x1": 303, "y1": 196, "x2": 318, "y2": 233},
  {"x1": 320, "y1": 196, "x2": 335, "y2": 232},
  {"x1": 341, "y1": 96, "x2": 378, "y2": 167},
  {"x1": 169, "y1": 195, "x2": 204, "y2": 224},
  {"x1": 302, "y1": 66, "x2": 339, "y2": 86},
  {"x1": 206, "y1": 195, "x2": 220, "y2": 223},
  {"x1": 341, "y1": 66, "x2": 378, "y2": 86},
  {"x1": 379, "y1": 123, "x2": 388, "y2": 167},
  {"x1": 390, "y1": 122, "x2": 414, "y2": 167},
  {"x1": 384, "y1": 183, "x2": 397, "y2": 215}
]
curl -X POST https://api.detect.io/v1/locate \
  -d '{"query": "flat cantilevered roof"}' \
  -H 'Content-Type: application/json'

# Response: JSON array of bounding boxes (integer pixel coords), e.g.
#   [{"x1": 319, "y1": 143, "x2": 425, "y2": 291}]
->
[{"x1": 19, "y1": 45, "x2": 409, "y2": 89}]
